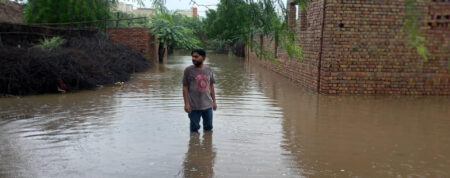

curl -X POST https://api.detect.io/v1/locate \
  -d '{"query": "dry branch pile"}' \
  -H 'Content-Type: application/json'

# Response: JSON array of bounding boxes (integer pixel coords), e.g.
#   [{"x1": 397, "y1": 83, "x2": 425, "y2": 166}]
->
[{"x1": 0, "y1": 33, "x2": 150, "y2": 96}]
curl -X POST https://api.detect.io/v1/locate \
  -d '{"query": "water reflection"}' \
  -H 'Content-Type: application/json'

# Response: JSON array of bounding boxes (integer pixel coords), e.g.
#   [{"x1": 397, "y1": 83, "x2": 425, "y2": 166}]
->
[
  {"x1": 0, "y1": 88, "x2": 120, "y2": 177},
  {"x1": 0, "y1": 51, "x2": 449, "y2": 177},
  {"x1": 247, "y1": 61, "x2": 450, "y2": 177},
  {"x1": 183, "y1": 132, "x2": 216, "y2": 178},
  {"x1": 0, "y1": 88, "x2": 118, "y2": 143},
  {"x1": 207, "y1": 54, "x2": 250, "y2": 96}
]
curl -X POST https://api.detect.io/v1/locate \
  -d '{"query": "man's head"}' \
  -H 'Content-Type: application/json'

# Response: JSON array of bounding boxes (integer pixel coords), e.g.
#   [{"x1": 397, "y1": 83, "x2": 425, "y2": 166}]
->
[{"x1": 191, "y1": 49, "x2": 206, "y2": 67}]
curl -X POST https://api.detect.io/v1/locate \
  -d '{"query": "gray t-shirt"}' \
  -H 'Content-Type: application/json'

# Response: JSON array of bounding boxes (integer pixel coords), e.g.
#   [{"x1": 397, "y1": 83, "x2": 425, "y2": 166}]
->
[{"x1": 182, "y1": 65, "x2": 216, "y2": 110}]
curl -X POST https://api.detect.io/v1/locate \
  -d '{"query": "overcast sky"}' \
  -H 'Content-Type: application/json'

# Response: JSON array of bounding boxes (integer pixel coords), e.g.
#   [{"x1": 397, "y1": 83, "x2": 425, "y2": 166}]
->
[
  {"x1": 119, "y1": 0, "x2": 219, "y2": 17},
  {"x1": 120, "y1": 0, "x2": 287, "y2": 17}
]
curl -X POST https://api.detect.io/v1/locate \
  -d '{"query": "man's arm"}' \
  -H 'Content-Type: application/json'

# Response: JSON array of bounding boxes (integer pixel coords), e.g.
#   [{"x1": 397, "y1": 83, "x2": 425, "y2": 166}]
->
[
  {"x1": 210, "y1": 83, "x2": 217, "y2": 111},
  {"x1": 183, "y1": 85, "x2": 191, "y2": 113}
]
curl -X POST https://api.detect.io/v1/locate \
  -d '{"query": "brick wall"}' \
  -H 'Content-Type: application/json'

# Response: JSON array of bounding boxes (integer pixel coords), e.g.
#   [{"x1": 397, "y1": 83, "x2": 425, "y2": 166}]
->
[
  {"x1": 247, "y1": 0, "x2": 449, "y2": 95},
  {"x1": 321, "y1": 0, "x2": 449, "y2": 94},
  {"x1": 106, "y1": 27, "x2": 158, "y2": 61},
  {"x1": 247, "y1": 0, "x2": 325, "y2": 91},
  {"x1": 0, "y1": 0, "x2": 23, "y2": 24}
]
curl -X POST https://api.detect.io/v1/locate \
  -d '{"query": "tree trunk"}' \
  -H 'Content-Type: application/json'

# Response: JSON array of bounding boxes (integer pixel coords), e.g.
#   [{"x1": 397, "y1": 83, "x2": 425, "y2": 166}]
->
[
  {"x1": 158, "y1": 42, "x2": 165, "y2": 63},
  {"x1": 168, "y1": 45, "x2": 174, "y2": 54}
]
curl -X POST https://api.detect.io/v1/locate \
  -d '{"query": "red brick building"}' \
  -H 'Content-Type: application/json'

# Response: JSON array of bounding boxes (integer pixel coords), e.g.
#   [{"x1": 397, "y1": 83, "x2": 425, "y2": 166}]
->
[
  {"x1": 193, "y1": 7, "x2": 199, "y2": 17},
  {"x1": 247, "y1": 0, "x2": 449, "y2": 95}
]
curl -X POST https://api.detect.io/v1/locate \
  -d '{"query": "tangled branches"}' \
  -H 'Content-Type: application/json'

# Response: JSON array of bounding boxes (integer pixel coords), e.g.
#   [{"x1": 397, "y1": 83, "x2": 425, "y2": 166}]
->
[{"x1": 0, "y1": 33, "x2": 151, "y2": 96}]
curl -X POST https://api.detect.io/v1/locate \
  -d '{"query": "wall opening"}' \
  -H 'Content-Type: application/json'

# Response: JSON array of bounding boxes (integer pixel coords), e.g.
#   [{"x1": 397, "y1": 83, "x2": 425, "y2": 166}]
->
[{"x1": 288, "y1": 2, "x2": 298, "y2": 30}]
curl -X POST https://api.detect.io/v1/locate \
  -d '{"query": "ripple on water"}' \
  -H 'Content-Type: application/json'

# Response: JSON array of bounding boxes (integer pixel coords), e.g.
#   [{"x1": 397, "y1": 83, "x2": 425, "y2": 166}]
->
[{"x1": 1, "y1": 53, "x2": 449, "y2": 178}]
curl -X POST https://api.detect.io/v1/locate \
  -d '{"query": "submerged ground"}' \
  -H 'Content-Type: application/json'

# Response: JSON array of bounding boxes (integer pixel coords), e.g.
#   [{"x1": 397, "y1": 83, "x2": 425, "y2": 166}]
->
[{"x1": 1, "y1": 52, "x2": 449, "y2": 178}]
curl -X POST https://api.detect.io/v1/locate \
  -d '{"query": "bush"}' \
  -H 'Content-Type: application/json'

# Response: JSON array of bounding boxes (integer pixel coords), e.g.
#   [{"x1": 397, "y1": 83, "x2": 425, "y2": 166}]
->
[
  {"x1": 206, "y1": 39, "x2": 232, "y2": 51},
  {"x1": 36, "y1": 37, "x2": 66, "y2": 51}
]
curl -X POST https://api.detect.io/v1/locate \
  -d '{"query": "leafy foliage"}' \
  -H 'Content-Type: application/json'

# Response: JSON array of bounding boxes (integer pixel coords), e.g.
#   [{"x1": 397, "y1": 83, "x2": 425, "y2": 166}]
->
[
  {"x1": 149, "y1": 12, "x2": 201, "y2": 50},
  {"x1": 208, "y1": 38, "x2": 232, "y2": 51},
  {"x1": 277, "y1": 30, "x2": 304, "y2": 60},
  {"x1": 293, "y1": 0, "x2": 308, "y2": 10},
  {"x1": 36, "y1": 37, "x2": 66, "y2": 51},
  {"x1": 203, "y1": 0, "x2": 288, "y2": 57},
  {"x1": 24, "y1": 0, "x2": 145, "y2": 27},
  {"x1": 24, "y1": 0, "x2": 114, "y2": 25},
  {"x1": 202, "y1": 0, "x2": 430, "y2": 62},
  {"x1": 205, "y1": 0, "x2": 252, "y2": 42},
  {"x1": 403, "y1": 0, "x2": 430, "y2": 61}
]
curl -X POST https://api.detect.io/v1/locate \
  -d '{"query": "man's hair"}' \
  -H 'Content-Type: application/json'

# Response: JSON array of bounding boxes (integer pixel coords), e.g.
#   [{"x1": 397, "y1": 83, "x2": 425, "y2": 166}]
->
[{"x1": 191, "y1": 49, "x2": 206, "y2": 57}]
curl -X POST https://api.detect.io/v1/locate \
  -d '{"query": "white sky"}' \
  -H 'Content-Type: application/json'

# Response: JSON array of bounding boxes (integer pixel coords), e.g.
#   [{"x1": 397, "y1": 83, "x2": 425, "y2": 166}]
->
[
  {"x1": 120, "y1": 0, "x2": 287, "y2": 17},
  {"x1": 119, "y1": 0, "x2": 220, "y2": 17}
]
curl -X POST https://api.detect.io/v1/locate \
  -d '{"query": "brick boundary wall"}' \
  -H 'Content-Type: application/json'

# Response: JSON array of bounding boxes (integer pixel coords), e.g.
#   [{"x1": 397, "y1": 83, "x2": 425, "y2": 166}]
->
[
  {"x1": 246, "y1": 0, "x2": 325, "y2": 92},
  {"x1": 247, "y1": 0, "x2": 449, "y2": 95},
  {"x1": 106, "y1": 27, "x2": 158, "y2": 61},
  {"x1": 0, "y1": 0, "x2": 23, "y2": 24}
]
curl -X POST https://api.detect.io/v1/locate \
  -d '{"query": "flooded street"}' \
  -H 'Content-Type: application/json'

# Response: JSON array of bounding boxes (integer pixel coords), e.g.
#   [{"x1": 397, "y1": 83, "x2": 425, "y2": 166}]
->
[{"x1": 1, "y1": 52, "x2": 449, "y2": 178}]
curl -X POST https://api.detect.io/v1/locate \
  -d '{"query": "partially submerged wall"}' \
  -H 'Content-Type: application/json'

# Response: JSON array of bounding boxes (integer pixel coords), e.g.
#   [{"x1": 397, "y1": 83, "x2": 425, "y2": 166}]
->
[
  {"x1": 247, "y1": 0, "x2": 325, "y2": 91},
  {"x1": 247, "y1": 0, "x2": 449, "y2": 95},
  {"x1": 107, "y1": 27, "x2": 158, "y2": 61},
  {"x1": 319, "y1": 0, "x2": 449, "y2": 94}
]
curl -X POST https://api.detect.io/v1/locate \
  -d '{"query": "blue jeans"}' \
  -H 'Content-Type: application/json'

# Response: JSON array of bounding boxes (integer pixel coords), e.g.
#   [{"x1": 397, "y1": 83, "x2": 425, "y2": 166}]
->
[{"x1": 188, "y1": 108, "x2": 213, "y2": 132}]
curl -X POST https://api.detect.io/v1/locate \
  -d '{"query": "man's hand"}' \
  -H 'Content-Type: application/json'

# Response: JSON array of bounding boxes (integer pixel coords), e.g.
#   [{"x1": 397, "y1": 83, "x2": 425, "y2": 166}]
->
[
  {"x1": 183, "y1": 85, "x2": 191, "y2": 113},
  {"x1": 210, "y1": 83, "x2": 217, "y2": 111},
  {"x1": 184, "y1": 104, "x2": 192, "y2": 113}
]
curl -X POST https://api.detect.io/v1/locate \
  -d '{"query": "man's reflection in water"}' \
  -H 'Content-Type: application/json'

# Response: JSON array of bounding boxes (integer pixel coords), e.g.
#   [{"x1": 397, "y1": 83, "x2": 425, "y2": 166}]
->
[{"x1": 183, "y1": 131, "x2": 216, "y2": 178}]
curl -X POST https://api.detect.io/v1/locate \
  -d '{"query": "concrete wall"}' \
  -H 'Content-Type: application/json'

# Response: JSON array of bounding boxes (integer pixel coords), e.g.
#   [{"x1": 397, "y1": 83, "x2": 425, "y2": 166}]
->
[{"x1": 247, "y1": 0, "x2": 449, "y2": 95}]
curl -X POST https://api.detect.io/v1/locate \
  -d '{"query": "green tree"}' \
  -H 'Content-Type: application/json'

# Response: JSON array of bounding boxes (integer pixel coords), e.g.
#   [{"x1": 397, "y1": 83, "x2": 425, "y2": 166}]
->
[
  {"x1": 149, "y1": 11, "x2": 201, "y2": 62},
  {"x1": 206, "y1": 0, "x2": 252, "y2": 43},
  {"x1": 24, "y1": 0, "x2": 145, "y2": 27},
  {"x1": 202, "y1": 0, "x2": 287, "y2": 57},
  {"x1": 25, "y1": 0, "x2": 113, "y2": 26},
  {"x1": 204, "y1": 9, "x2": 218, "y2": 39},
  {"x1": 175, "y1": 14, "x2": 206, "y2": 41},
  {"x1": 202, "y1": 0, "x2": 430, "y2": 61}
]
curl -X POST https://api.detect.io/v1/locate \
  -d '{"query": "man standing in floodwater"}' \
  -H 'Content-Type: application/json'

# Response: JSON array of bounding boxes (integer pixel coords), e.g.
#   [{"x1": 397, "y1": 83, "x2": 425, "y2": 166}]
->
[{"x1": 183, "y1": 49, "x2": 217, "y2": 132}]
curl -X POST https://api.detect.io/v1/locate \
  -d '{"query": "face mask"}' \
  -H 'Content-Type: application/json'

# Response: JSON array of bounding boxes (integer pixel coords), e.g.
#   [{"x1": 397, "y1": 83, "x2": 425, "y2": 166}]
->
[{"x1": 193, "y1": 60, "x2": 203, "y2": 67}]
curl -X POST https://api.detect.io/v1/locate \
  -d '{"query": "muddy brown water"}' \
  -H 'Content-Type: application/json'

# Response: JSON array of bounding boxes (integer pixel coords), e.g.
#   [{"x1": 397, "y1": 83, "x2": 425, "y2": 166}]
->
[{"x1": 1, "y1": 52, "x2": 449, "y2": 178}]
